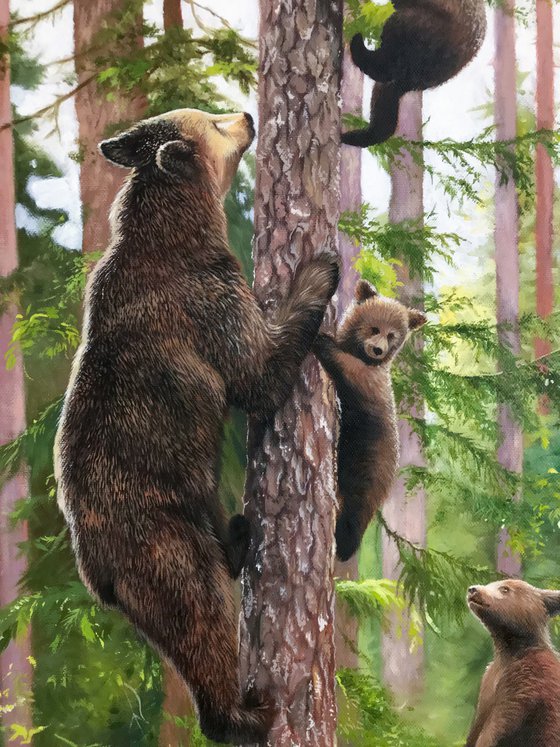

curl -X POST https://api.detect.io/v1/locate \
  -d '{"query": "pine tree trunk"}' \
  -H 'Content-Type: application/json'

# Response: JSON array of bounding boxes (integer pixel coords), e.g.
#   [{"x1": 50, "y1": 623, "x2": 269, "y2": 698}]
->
[
  {"x1": 73, "y1": 0, "x2": 146, "y2": 254},
  {"x1": 0, "y1": 2, "x2": 33, "y2": 742},
  {"x1": 335, "y1": 43, "x2": 363, "y2": 675},
  {"x1": 238, "y1": 1, "x2": 343, "y2": 744},
  {"x1": 494, "y1": 0, "x2": 522, "y2": 577},
  {"x1": 381, "y1": 91, "x2": 426, "y2": 702},
  {"x1": 534, "y1": 0, "x2": 554, "y2": 408},
  {"x1": 163, "y1": 0, "x2": 182, "y2": 30}
]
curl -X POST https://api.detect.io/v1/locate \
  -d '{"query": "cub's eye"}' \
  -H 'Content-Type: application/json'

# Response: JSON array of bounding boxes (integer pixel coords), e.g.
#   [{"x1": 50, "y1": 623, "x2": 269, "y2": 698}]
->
[
  {"x1": 500, "y1": 586, "x2": 510, "y2": 594},
  {"x1": 371, "y1": 327, "x2": 380, "y2": 335},
  {"x1": 387, "y1": 332, "x2": 395, "y2": 342}
]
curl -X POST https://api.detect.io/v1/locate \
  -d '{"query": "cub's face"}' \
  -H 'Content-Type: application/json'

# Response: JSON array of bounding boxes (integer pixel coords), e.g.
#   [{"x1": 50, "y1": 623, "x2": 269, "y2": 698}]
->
[
  {"x1": 339, "y1": 280, "x2": 426, "y2": 365},
  {"x1": 468, "y1": 579, "x2": 560, "y2": 638},
  {"x1": 99, "y1": 108, "x2": 255, "y2": 196}
]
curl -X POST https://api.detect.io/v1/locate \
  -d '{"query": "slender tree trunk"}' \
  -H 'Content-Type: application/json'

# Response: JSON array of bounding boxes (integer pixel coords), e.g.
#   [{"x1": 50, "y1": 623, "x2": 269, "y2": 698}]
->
[
  {"x1": 534, "y1": 0, "x2": 554, "y2": 412},
  {"x1": 163, "y1": 0, "x2": 182, "y2": 30},
  {"x1": 0, "y1": 3, "x2": 33, "y2": 742},
  {"x1": 157, "y1": 3, "x2": 192, "y2": 746},
  {"x1": 494, "y1": 0, "x2": 522, "y2": 577},
  {"x1": 335, "y1": 43, "x2": 363, "y2": 675},
  {"x1": 239, "y1": 1, "x2": 343, "y2": 744},
  {"x1": 381, "y1": 92, "x2": 426, "y2": 702},
  {"x1": 73, "y1": 0, "x2": 146, "y2": 254}
]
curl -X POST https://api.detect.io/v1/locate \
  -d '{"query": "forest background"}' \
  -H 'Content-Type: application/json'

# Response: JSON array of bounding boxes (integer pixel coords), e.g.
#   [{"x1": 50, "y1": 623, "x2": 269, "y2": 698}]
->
[{"x1": 0, "y1": 0, "x2": 560, "y2": 745}]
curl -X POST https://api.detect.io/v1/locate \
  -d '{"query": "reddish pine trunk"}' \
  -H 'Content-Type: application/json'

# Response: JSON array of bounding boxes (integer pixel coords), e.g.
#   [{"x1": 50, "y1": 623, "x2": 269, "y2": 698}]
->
[
  {"x1": 534, "y1": 0, "x2": 554, "y2": 407},
  {"x1": 163, "y1": 0, "x2": 183, "y2": 30},
  {"x1": 73, "y1": 0, "x2": 146, "y2": 254},
  {"x1": 335, "y1": 44, "x2": 363, "y2": 674},
  {"x1": 238, "y1": 1, "x2": 343, "y2": 744},
  {"x1": 381, "y1": 92, "x2": 426, "y2": 701},
  {"x1": 494, "y1": 0, "x2": 522, "y2": 577},
  {"x1": 0, "y1": 2, "x2": 33, "y2": 742}
]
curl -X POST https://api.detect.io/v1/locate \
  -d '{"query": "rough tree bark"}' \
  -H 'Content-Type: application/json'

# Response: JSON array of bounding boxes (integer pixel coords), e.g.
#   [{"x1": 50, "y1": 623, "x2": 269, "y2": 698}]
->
[
  {"x1": 0, "y1": 2, "x2": 33, "y2": 742},
  {"x1": 534, "y1": 0, "x2": 554, "y2": 410},
  {"x1": 163, "y1": 0, "x2": 182, "y2": 30},
  {"x1": 73, "y1": 0, "x2": 146, "y2": 254},
  {"x1": 381, "y1": 92, "x2": 426, "y2": 702},
  {"x1": 494, "y1": 0, "x2": 522, "y2": 577},
  {"x1": 238, "y1": 0, "x2": 343, "y2": 745},
  {"x1": 335, "y1": 42, "x2": 363, "y2": 675}
]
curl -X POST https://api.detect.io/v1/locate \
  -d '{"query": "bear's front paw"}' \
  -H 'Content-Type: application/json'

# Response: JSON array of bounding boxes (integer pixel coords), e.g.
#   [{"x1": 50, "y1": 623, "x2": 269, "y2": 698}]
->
[{"x1": 308, "y1": 253, "x2": 340, "y2": 301}]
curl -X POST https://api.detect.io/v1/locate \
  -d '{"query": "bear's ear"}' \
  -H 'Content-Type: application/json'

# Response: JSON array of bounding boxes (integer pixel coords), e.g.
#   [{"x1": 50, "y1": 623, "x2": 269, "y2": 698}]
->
[
  {"x1": 355, "y1": 280, "x2": 378, "y2": 304},
  {"x1": 155, "y1": 139, "x2": 198, "y2": 180},
  {"x1": 99, "y1": 126, "x2": 148, "y2": 169},
  {"x1": 408, "y1": 308, "x2": 427, "y2": 331},
  {"x1": 542, "y1": 590, "x2": 560, "y2": 617}
]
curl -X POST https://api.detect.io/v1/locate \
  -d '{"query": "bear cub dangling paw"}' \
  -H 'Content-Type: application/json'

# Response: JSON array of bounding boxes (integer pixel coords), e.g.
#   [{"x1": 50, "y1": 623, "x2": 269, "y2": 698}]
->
[
  {"x1": 313, "y1": 280, "x2": 426, "y2": 561},
  {"x1": 342, "y1": 0, "x2": 487, "y2": 147}
]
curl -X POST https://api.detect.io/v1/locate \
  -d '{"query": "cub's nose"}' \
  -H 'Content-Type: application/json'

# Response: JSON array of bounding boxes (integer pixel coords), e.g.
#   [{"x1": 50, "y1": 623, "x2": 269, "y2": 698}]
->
[
  {"x1": 468, "y1": 586, "x2": 479, "y2": 596},
  {"x1": 373, "y1": 347, "x2": 383, "y2": 356}
]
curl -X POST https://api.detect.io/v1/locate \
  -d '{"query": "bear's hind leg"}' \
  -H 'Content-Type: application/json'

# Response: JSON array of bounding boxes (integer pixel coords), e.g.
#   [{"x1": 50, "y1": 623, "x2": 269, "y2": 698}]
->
[
  {"x1": 113, "y1": 518, "x2": 273, "y2": 744},
  {"x1": 342, "y1": 81, "x2": 403, "y2": 147},
  {"x1": 225, "y1": 514, "x2": 251, "y2": 579}
]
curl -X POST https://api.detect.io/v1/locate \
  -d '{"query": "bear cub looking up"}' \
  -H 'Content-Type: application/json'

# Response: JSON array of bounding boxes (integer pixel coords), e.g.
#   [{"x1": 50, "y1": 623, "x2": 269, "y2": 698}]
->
[
  {"x1": 342, "y1": 0, "x2": 487, "y2": 147},
  {"x1": 467, "y1": 579, "x2": 560, "y2": 747},
  {"x1": 313, "y1": 280, "x2": 426, "y2": 561}
]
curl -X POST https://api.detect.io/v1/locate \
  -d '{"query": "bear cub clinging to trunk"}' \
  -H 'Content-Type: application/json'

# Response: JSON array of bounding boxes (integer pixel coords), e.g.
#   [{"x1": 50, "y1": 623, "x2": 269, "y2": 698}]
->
[
  {"x1": 467, "y1": 579, "x2": 560, "y2": 746},
  {"x1": 55, "y1": 107, "x2": 339, "y2": 745},
  {"x1": 342, "y1": 0, "x2": 487, "y2": 147},
  {"x1": 313, "y1": 280, "x2": 426, "y2": 561}
]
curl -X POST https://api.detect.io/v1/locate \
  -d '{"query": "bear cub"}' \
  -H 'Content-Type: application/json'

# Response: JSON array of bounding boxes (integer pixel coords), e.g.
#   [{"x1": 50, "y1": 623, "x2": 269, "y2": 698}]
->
[
  {"x1": 342, "y1": 0, "x2": 487, "y2": 147},
  {"x1": 467, "y1": 579, "x2": 560, "y2": 747},
  {"x1": 313, "y1": 280, "x2": 426, "y2": 561},
  {"x1": 55, "y1": 108, "x2": 339, "y2": 745}
]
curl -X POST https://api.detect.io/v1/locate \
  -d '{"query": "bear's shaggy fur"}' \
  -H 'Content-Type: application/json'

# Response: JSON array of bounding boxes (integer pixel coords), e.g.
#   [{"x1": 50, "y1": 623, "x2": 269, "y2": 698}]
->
[
  {"x1": 313, "y1": 280, "x2": 426, "y2": 561},
  {"x1": 342, "y1": 0, "x2": 487, "y2": 147},
  {"x1": 467, "y1": 579, "x2": 560, "y2": 747},
  {"x1": 54, "y1": 108, "x2": 339, "y2": 744}
]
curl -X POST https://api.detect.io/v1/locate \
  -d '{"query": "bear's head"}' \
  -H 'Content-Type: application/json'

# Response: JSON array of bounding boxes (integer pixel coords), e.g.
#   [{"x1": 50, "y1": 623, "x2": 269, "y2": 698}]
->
[
  {"x1": 468, "y1": 579, "x2": 560, "y2": 642},
  {"x1": 99, "y1": 108, "x2": 255, "y2": 196},
  {"x1": 338, "y1": 280, "x2": 427, "y2": 366}
]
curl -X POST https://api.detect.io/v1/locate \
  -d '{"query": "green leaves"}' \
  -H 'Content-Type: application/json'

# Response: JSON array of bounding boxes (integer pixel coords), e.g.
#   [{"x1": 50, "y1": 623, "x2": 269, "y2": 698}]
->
[{"x1": 344, "y1": 0, "x2": 395, "y2": 44}]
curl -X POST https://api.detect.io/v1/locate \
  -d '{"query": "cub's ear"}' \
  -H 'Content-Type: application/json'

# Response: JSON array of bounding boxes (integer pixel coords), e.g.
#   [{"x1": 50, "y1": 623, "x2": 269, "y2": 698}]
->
[
  {"x1": 542, "y1": 590, "x2": 560, "y2": 617},
  {"x1": 99, "y1": 126, "x2": 148, "y2": 169},
  {"x1": 408, "y1": 308, "x2": 427, "y2": 331},
  {"x1": 355, "y1": 280, "x2": 378, "y2": 303},
  {"x1": 156, "y1": 139, "x2": 198, "y2": 180}
]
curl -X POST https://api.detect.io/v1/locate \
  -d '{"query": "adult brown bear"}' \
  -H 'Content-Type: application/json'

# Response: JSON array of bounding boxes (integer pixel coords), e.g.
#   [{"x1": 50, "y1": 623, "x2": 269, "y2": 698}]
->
[
  {"x1": 342, "y1": 0, "x2": 487, "y2": 147},
  {"x1": 54, "y1": 108, "x2": 339, "y2": 744},
  {"x1": 467, "y1": 579, "x2": 560, "y2": 746}
]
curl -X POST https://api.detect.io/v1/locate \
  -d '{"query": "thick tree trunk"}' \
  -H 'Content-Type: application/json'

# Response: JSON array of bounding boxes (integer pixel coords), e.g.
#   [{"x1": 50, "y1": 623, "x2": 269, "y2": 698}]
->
[
  {"x1": 494, "y1": 0, "x2": 522, "y2": 577},
  {"x1": 334, "y1": 43, "x2": 363, "y2": 674},
  {"x1": 238, "y1": 1, "x2": 343, "y2": 745},
  {"x1": 0, "y1": 3, "x2": 33, "y2": 742},
  {"x1": 534, "y1": 0, "x2": 554, "y2": 410},
  {"x1": 381, "y1": 92, "x2": 426, "y2": 702},
  {"x1": 73, "y1": 0, "x2": 146, "y2": 254}
]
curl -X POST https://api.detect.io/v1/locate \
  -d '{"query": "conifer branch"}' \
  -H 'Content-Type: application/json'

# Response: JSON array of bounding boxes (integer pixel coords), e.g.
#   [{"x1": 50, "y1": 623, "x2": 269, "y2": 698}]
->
[
  {"x1": 0, "y1": 74, "x2": 96, "y2": 131},
  {"x1": 9, "y1": 0, "x2": 71, "y2": 29}
]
